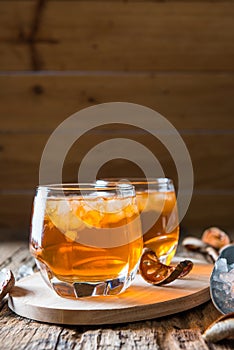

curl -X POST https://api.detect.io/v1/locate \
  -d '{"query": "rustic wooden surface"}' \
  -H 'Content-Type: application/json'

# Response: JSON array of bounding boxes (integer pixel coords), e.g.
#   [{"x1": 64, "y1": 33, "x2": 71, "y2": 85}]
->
[
  {"x1": 1, "y1": 131, "x2": 234, "y2": 191},
  {"x1": 1, "y1": 0, "x2": 234, "y2": 236},
  {"x1": 2, "y1": 74, "x2": 234, "y2": 132},
  {"x1": 8, "y1": 263, "x2": 212, "y2": 325},
  {"x1": 0, "y1": 242, "x2": 234, "y2": 349}
]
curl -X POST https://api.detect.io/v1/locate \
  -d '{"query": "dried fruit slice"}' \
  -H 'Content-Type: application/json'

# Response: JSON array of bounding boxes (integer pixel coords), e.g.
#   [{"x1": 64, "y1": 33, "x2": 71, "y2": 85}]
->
[{"x1": 139, "y1": 248, "x2": 193, "y2": 286}]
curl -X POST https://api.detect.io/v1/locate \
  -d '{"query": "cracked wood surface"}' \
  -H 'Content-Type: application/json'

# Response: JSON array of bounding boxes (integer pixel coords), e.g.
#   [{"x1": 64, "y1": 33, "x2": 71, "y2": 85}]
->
[{"x1": 0, "y1": 242, "x2": 234, "y2": 349}]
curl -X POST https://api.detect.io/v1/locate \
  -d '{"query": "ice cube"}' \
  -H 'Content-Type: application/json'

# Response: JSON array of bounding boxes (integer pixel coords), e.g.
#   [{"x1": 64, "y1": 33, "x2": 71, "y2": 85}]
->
[
  {"x1": 222, "y1": 282, "x2": 231, "y2": 295},
  {"x1": 220, "y1": 269, "x2": 234, "y2": 283},
  {"x1": 105, "y1": 198, "x2": 132, "y2": 213},
  {"x1": 211, "y1": 255, "x2": 234, "y2": 313},
  {"x1": 82, "y1": 197, "x2": 132, "y2": 214},
  {"x1": 212, "y1": 273, "x2": 222, "y2": 282},
  {"x1": 145, "y1": 192, "x2": 166, "y2": 212},
  {"x1": 65, "y1": 230, "x2": 78, "y2": 242},
  {"x1": 215, "y1": 258, "x2": 228, "y2": 273},
  {"x1": 56, "y1": 200, "x2": 70, "y2": 215},
  {"x1": 227, "y1": 268, "x2": 234, "y2": 282},
  {"x1": 212, "y1": 281, "x2": 224, "y2": 291},
  {"x1": 46, "y1": 199, "x2": 85, "y2": 233}
]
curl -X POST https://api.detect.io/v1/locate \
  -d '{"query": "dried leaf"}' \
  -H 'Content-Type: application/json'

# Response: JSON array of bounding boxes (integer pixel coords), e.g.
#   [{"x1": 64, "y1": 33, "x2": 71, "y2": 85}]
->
[{"x1": 139, "y1": 248, "x2": 193, "y2": 286}]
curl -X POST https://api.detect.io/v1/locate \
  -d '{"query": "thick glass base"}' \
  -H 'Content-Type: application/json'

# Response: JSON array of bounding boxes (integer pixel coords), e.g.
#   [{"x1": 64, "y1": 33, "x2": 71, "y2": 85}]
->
[{"x1": 35, "y1": 260, "x2": 138, "y2": 299}]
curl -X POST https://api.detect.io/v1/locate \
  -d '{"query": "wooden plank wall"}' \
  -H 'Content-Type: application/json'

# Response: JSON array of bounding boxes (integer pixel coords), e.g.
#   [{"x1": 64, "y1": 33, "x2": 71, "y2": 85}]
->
[{"x1": 0, "y1": 0, "x2": 234, "y2": 238}]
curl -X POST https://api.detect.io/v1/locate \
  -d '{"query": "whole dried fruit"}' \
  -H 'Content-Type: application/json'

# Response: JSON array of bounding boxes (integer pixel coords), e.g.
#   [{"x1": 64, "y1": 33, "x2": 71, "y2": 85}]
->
[
  {"x1": 202, "y1": 312, "x2": 234, "y2": 343},
  {"x1": 182, "y1": 236, "x2": 220, "y2": 263},
  {"x1": 182, "y1": 236, "x2": 207, "y2": 251},
  {"x1": 202, "y1": 227, "x2": 230, "y2": 250},
  {"x1": 139, "y1": 248, "x2": 193, "y2": 286}
]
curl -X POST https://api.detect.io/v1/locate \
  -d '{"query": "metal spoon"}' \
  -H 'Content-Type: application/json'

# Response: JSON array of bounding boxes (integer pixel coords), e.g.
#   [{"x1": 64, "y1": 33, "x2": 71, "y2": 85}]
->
[{"x1": 210, "y1": 244, "x2": 234, "y2": 314}]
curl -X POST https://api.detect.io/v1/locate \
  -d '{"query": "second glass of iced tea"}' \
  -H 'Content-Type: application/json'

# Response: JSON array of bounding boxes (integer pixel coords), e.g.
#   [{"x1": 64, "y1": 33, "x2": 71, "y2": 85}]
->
[{"x1": 99, "y1": 178, "x2": 179, "y2": 265}]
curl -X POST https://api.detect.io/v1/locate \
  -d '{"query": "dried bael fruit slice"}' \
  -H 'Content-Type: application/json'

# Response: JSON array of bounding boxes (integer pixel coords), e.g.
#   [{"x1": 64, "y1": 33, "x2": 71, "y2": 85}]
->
[{"x1": 139, "y1": 248, "x2": 193, "y2": 286}]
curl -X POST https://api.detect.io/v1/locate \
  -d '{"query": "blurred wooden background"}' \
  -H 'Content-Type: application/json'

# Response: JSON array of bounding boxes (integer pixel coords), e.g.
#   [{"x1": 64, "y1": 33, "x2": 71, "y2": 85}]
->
[{"x1": 0, "y1": 0, "x2": 234, "y2": 239}]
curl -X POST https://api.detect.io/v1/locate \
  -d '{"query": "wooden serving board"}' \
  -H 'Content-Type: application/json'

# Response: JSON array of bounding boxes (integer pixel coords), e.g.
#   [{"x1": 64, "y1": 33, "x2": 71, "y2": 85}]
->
[{"x1": 8, "y1": 262, "x2": 213, "y2": 325}]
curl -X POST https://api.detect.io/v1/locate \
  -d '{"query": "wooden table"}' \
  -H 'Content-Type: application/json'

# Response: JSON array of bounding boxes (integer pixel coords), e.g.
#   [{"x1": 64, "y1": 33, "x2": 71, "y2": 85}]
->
[{"x1": 0, "y1": 242, "x2": 233, "y2": 350}]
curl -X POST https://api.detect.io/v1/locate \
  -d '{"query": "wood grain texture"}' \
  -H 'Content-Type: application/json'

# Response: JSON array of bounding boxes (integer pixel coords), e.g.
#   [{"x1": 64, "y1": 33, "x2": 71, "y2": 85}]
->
[
  {"x1": 0, "y1": 133, "x2": 233, "y2": 190},
  {"x1": 1, "y1": 243, "x2": 234, "y2": 349},
  {"x1": 0, "y1": 194, "x2": 33, "y2": 230},
  {"x1": 8, "y1": 264, "x2": 212, "y2": 325},
  {"x1": 1, "y1": 74, "x2": 234, "y2": 131},
  {"x1": 1, "y1": 1, "x2": 234, "y2": 71},
  {"x1": 0, "y1": 242, "x2": 26, "y2": 268},
  {"x1": 1, "y1": 0, "x2": 234, "y2": 236}
]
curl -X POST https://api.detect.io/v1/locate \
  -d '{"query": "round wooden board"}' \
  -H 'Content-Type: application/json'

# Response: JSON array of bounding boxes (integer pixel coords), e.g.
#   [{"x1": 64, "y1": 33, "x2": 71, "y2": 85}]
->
[{"x1": 8, "y1": 262, "x2": 213, "y2": 325}]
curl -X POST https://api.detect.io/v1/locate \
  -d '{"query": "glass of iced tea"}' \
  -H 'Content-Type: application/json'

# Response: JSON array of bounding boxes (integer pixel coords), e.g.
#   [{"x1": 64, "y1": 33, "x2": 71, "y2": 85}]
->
[
  {"x1": 30, "y1": 183, "x2": 143, "y2": 299},
  {"x1": 99, "y1": 178, "x2": 179, "y2": 265}
]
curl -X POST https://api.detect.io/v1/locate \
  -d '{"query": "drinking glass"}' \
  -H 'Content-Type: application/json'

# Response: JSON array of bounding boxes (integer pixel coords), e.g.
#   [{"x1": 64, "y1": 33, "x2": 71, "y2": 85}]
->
[
  {"x1": 30, "y1": 183, "x2": 143, "y2": 298},
  {"x1": 98, "y1": 178, "x2": 179, "y2": 265}
]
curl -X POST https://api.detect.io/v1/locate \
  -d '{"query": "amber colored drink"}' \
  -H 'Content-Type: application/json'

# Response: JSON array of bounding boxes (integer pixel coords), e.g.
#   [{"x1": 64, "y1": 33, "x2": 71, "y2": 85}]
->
[
  {"x1": 136, "y1": 190, "x2": 179, "y2": 265},
  {"x1": 100, "y1": 178, "x2": 180, "y2": 265},
  {"x1": 30, "y1": 184, "x2": 143, "y2": 298}
]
